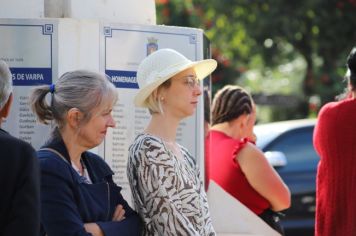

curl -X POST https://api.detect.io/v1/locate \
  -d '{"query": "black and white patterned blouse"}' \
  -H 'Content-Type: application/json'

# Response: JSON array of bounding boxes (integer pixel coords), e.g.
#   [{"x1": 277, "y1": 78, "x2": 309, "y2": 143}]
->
[{"x1": 127, "y1": 133, "x2": 216, "y2": 236}]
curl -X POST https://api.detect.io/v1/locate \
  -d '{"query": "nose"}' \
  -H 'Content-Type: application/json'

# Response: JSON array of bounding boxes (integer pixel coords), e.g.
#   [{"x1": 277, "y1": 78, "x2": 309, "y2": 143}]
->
[
  {"x1": 194, "y1": 84, "x2": 202, "y2": 96},
  {"x1": 108, "y1": 114, "x2": 116, "y2": 128}
]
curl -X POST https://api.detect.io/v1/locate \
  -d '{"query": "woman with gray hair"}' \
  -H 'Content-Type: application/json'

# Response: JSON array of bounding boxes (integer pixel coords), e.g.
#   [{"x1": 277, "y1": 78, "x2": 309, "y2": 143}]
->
[
  {"x1": 31, "y1": 70, "x2": 141, "y2": 236},
  {"x1": 0, "y1": 60, "x2": 40, "y2": 235}
]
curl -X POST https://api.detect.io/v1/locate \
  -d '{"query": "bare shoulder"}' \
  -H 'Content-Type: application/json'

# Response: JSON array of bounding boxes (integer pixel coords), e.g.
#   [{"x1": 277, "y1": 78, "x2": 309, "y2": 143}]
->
[{"x1": 235, "y1": 142, "x2": 267, "y2": 166}]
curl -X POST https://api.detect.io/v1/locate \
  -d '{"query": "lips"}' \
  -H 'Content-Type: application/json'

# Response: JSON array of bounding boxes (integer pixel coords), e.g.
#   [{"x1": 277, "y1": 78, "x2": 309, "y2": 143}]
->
[{"x1": 191, "y1": 102, "x2": 198, "y2": 108}]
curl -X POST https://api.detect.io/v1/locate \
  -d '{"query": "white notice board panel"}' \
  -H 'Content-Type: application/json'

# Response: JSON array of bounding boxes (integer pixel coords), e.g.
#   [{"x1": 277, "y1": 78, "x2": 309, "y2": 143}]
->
[
  {"x1": 100, "y1": 23, "x2": 206, "y2": 204},
  {"x1": 0, "y1": 19, "x2": 58, "y2": 149}
]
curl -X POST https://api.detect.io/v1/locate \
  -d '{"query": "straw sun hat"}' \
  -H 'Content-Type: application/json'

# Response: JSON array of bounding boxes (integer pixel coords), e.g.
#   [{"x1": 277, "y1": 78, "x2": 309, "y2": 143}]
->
[{"x1": 134, "y1": 48, "x2": 217, "y2": 107}]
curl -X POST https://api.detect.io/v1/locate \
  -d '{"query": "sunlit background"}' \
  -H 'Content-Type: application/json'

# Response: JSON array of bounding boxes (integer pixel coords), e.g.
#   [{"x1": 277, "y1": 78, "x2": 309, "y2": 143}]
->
[{"x1": 156, "y1": 0, "x2": 356, "y2": 123}]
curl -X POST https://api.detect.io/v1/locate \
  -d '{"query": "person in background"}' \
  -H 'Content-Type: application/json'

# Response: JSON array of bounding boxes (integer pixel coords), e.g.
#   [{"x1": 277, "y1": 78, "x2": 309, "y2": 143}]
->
[
  {"x1": 206, "y1": 85, "x2": 290, "y2": 235},
  {"x1": 127, "y1": 48, "x2": 217, "y2": 236},
  {"x1": 30, "y1": 70, "x2": 141, "y2": 236},
  {"x1": 203, "y1": 88, "x2": 212, "y2": 191},
  {"x1": 313, "y1": 47, "x2": 356, "y2": 236},
  {"x1": 0, "y1": 60, "x2": 40, "y2": 235},
  {"x1": 204, "y1": 88, "x2": 212, "y2": 138}
]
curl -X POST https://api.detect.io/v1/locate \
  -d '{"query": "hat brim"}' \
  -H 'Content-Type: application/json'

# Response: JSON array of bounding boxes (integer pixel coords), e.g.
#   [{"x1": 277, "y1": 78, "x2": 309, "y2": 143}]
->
[{"x1": 134, "y1": 59, "x2": 217, "y2": 107}]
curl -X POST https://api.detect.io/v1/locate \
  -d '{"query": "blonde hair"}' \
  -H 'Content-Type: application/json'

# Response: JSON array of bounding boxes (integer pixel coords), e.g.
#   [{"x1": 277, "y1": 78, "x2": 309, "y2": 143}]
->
[{"x1": 146, "y1": 79, "x2": 171, "y2": 114}]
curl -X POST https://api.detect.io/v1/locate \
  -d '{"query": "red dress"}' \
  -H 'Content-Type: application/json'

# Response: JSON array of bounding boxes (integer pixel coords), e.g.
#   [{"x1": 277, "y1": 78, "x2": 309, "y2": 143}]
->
[
  {"x1": 205, "y1": 130, "x2": 270, "y2": 215},
  {"x1": 313, "y1": 98, "x2": 356, "y2": 236}
]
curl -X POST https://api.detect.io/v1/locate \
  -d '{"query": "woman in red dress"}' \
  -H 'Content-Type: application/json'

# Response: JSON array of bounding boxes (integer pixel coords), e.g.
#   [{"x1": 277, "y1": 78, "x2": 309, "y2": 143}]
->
[{"x1": 206, "y1": 85, "x2": 290, "y2": 235}]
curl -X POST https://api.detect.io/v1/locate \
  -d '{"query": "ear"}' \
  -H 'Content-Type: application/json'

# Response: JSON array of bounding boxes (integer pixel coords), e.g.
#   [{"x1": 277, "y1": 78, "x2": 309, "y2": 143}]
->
[
  {"x1": 156, "y1": 87, "x2": 168, "y2": 100},
  {"x1": 152, "y1": 89, "x2": 159, "y2": 101},
  {"x1": 0, "y1": 93, "x2": 13, "y2": 119},
  {"x1": 66, "y1": 108, "x2": 83, "y2": 128},
  {"x1": 238, "y1": 113, "x2": 249, "y2": 129}
]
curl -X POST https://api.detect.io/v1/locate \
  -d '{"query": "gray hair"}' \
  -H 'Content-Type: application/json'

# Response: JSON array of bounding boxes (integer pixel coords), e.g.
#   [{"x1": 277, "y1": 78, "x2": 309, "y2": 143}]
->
[
  {"x1": 0, "y1": 60, "x2": 13, "y2": 110},
  {"x1": 30, "y1": 70, "x2": 118, "y2": 130}
]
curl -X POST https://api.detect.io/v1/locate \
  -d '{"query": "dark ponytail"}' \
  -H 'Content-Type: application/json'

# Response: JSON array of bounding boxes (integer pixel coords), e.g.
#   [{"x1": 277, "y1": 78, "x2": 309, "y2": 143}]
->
[{"x1": 347, "y1": 47, "x2": 356, "y2": 90}]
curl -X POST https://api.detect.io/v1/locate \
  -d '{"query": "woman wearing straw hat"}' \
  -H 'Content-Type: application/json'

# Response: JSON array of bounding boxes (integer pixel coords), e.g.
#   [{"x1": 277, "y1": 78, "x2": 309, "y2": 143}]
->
[{"x1": 127, "y1": 48, "x2": 217, "y2": 236}]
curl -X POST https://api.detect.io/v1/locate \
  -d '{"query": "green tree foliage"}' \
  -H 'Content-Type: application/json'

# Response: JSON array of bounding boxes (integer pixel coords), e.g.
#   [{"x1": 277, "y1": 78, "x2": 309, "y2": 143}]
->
[{"x1": 156, "y1": 0, "x2": 356, "y2": 120}]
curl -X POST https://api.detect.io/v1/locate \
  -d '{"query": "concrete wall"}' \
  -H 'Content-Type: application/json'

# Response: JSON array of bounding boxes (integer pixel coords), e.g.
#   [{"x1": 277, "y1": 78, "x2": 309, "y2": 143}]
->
[
  {"x1": 0, "y1": 0, "x2": 156, "y2": 25},
  {"x1": 44, "y1": 0, "x2": 156, "y2": 24},
  {"x1": 0, "y1": 0, "x2": 44, "y2": 18}
]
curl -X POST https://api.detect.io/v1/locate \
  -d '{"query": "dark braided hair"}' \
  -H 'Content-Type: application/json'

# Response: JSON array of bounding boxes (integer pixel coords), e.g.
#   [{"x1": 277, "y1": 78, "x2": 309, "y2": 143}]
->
[
  {"x1": 212, "y1": 85, "x2": 253, "y2": 125},
  {"x1": 347, "y1": 47, "x2": 356, "y2": 91},
  {"x1": 337, "y1": 47, "x2": 356, "y2": 100}
]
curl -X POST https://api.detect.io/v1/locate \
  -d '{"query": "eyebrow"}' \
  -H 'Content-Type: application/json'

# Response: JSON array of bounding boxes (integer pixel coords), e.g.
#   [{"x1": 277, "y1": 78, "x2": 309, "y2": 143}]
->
[{"x1": 182, "y1": 74, "x2": 197, "y2": 78}]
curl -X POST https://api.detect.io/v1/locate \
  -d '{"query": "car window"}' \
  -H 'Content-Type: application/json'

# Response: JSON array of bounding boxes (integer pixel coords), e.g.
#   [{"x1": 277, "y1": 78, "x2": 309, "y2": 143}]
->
[
  {"x1": 264, "y1": 127, "x2": 319, "y2": 172},
  {"x1": 255, "y1": 130, "x2": 282, "y2": 148}
]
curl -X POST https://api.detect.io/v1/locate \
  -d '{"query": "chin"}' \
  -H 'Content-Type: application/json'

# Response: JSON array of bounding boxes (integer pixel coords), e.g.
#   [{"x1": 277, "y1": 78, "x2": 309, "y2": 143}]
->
[
  {"x1": 189, "y1": 108, "x2": 196, "y2": 115},
  {"x1": 90, "y1": 139, "x2": 104, "y2": 148},
  {"x1": 184, "y1": 111, "x2": 195, "y2": 118},
  {"x1": 97, "y1": 139, "x2": 105, "y2": 146}
]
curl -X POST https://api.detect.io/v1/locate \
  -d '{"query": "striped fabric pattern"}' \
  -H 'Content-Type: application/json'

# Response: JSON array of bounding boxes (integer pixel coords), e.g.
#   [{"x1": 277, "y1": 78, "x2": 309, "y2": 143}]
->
[{"x1": 127, "y1": 133, "x2": 216, "y2": 236}]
